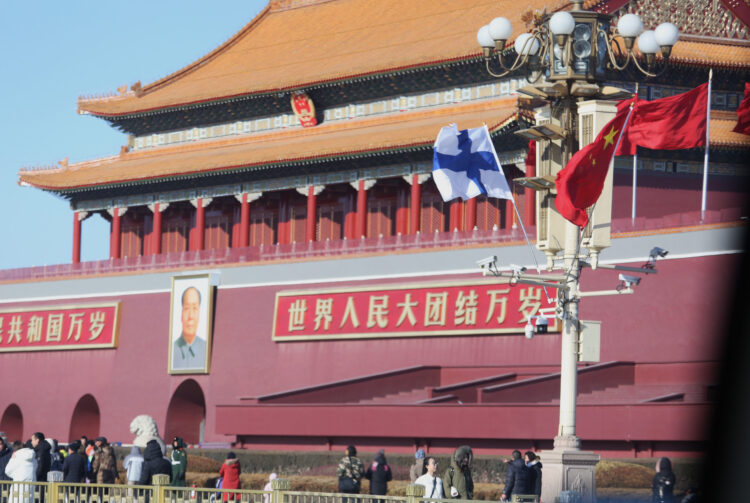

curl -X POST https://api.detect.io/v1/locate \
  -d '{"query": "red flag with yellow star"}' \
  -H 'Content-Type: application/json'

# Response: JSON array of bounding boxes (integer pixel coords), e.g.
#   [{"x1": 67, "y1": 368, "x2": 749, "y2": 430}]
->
[{"x1": 555, "y1": 99, "x2": 635, "y2": 227}]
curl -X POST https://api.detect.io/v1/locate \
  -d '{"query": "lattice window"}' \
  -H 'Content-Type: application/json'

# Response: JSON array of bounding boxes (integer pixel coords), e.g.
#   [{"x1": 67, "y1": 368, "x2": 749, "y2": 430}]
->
[
  {"x1": 421, "y1": 186, "x2": 447, "y2": 234},
  {"x1": 476, "y1": 197, "x2": 502, "y2": 230},
  {"x1": 250, "y1": 207, "x2": 276, "y2": 246},
  {"x1": 205, "y1": 214, "x2": 230, "y2": 250},
  {"x1": 120, "y1": 223, "x2": 143, "y2": 257},
  {"x1": 367, "y1": 198, "x2": 396, "y2": 238},
  {"x1": 162, "y1": 219, "x2": 188, "y2": 254},
  {"x1": 317, "y1": 204, "x2": 343, "y2": 241},
  {"x1": 290, "y1": 205, "x2": 307, "y2": 243}
]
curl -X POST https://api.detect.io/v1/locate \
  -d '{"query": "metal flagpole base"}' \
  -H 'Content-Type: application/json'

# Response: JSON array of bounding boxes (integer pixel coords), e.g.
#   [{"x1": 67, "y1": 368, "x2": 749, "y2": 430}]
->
[{"x1": 540, "y1": 435, "x2": 600, "y2": 503}]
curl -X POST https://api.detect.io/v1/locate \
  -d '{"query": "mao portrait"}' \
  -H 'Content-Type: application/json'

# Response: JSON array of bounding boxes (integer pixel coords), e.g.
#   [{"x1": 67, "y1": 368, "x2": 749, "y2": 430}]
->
[{"x1": 169, "y1": 274, "x2": 213, "y2": 374}]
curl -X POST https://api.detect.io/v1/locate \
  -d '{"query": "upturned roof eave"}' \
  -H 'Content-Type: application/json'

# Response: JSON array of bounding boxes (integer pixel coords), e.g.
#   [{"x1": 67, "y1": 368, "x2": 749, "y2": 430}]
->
[
  {"x1": 22, "y1": 113, "x2": 526, "y2": 196},
  {"x1": 77, "y1": 54, "x2": 484, "y2": 120}
]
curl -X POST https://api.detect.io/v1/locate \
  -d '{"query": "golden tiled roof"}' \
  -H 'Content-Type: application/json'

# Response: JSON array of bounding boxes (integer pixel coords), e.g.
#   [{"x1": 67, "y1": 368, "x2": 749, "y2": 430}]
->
[
  {"x1": 74, "y1": 0, "x2": 566, "y2": 117},
  {"x1": 22, "y1": 97, "x2": 522, "y2": 191},
  {"x1": 77, "y1": 0, "x2": 750, "y2": 118},
  {"x1": 711, "y1": 113, "x2": 750, "y2": 148}
]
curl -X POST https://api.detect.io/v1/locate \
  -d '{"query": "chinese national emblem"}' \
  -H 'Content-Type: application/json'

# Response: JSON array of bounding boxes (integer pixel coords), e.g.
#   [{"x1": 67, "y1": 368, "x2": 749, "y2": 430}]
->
[{"x1": 291, "y1": 92, "x2": 318, "y2": 127}]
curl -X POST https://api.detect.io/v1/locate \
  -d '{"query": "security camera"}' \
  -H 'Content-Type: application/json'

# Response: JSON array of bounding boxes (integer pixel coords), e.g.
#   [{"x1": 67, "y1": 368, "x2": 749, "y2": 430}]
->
[
  {"x1": 650, "y1": 247, "x2": 668, "y2": 259},
  {"x1": 618, "y1": 274, "x2": 641, "y2": 287},
  {"x1": 477, "y1": 256, "x2": 497, "y2": 276},
  {"x1": 535, "y1": 316, "x2": 548, "y2": 334},
  {"x1": 524, "y1": 320, "x2": 535, "y2": 339},
  {"x1": 510, "y1": 264, "x2": 527, "y2": 275}
]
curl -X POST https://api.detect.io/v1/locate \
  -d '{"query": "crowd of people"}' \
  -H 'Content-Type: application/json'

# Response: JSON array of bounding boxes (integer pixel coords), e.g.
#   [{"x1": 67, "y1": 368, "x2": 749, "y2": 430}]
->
[{"x1": 0, "y1": 433, "x2": 693, "y2": 503}]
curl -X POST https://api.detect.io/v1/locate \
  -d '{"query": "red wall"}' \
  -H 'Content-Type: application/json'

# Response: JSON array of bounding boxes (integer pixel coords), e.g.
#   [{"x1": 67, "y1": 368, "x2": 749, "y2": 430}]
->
[{"x1": 0, "y1": 253, "x2": 736, "y2": 448}]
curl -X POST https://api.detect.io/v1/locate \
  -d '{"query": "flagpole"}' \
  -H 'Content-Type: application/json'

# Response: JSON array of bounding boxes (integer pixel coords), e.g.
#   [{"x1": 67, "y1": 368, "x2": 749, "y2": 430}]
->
[
  {"x1": 701, "y1": 69, "x2": 713, "y2": 221},
  {"x1": 632, "y1": 153, "x2": 638, "y2": 224},
  {"x1": 631, "y1": 83, "x2": 639, "y2": 225}
]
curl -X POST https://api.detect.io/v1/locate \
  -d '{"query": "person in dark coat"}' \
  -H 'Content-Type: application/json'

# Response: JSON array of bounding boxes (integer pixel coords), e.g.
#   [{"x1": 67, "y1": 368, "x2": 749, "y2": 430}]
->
[
  {"x1": 524, "y1": 451, "x2": 542, "y2": 497},
  {"x1": 365, "y1": 450, "x2": 392, "y2": 496},
  {"x1": 0, "y1": 437, "x2": 12, "y2": 481},
  {"x1": 652, "y1": 457, "x2": 676, "y2": 503},
  {"x1": 442, "y1": 445, "x2": 473, "y2": 500},
  {"x1": 31, "y1": 432, "x2": 51, "y2": 482},
  {"x1": 138, "y1": 439, "x2": 172, "y2": 485},
  {"x1": 62, "y1": 441, "x2": 87, "y2": 483},
  {"x1": 501, "y1": 450, "x2": 531, "y2": 501}
]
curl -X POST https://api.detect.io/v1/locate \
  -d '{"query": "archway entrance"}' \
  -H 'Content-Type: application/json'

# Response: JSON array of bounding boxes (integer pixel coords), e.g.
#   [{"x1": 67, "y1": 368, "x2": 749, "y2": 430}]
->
[
  {"x1": 165, "y1": 380, "x2": 206, "y2": 444},
  {"x1": 69, "y1": 394, "x2": 100, "y2": 441},
  {"x1": 0, "y1": 404, "x2": 23, "y2": 441}
]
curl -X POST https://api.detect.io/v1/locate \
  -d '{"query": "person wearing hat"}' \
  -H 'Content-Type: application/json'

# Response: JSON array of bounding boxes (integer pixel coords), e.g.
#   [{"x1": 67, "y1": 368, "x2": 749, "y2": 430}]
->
[
  {"x1": 219, "y1": 452, "x2": 241, "y2": 501},
  {"x1": 336, "y1": 445, "x2": 364, "y2": 497},
  {"x1": 170, "y1": 437, "x2": 188, "y2": 487},
  {"x1": 410, "y1": 449, "x2": 425, "y2": 483},
  {"x1": 91, "y1": 436, "x2": 118, "y2": 484}
]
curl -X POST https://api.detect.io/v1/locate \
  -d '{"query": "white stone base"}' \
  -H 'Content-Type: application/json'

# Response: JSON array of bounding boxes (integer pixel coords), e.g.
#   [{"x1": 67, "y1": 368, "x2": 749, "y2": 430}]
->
[{"x1": 540, "y1": 436, "x2": 600, "y2": 503}]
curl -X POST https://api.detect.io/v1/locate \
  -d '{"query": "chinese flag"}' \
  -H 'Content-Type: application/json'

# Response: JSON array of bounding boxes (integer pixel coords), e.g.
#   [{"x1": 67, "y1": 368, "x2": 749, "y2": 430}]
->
[
  {"x1": 555, "y1": 99, "x2": 634, "y2": 228},
  {"x1": 733, "y1": 82, "x2": 750, "y2": 135},
  {"x1": 624, "y1": 83, "x2": 709, "y2": 151}
]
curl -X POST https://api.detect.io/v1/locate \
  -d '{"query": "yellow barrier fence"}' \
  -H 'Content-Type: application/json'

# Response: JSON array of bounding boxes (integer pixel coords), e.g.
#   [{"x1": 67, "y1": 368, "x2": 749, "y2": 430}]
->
[{"x1": 0, "y1": 480, "x2": 537, "y2": 503}]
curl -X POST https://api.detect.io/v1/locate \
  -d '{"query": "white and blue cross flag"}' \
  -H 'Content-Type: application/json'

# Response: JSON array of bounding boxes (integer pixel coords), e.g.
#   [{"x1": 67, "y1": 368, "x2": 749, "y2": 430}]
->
[{"x1": 432, "y1": 124, "x2": 513, "y2": 202}]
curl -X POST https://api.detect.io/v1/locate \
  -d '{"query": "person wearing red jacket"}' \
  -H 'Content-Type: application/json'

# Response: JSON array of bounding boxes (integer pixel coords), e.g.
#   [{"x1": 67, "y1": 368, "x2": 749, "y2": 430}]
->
[{"x1": 219, "y1": 452, "x2": 241, "y2": 501}]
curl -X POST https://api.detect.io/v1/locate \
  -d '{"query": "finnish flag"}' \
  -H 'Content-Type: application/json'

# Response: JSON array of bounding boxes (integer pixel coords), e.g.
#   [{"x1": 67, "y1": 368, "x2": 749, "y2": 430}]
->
[{"x1": 432, "y1": 124, "x2": 513, "y2": 202}]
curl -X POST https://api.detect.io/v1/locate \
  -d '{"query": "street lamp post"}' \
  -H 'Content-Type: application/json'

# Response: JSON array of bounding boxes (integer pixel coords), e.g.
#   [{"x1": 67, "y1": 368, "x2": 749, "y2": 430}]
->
[{"x1": 477, "y1": 2, "x2": 679, "y2": 501}]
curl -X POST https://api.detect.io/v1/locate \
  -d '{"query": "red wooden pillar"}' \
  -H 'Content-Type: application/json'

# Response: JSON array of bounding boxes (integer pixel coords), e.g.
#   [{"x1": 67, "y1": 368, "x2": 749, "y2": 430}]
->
[
  {"x1": 344, "y1": 194, "x2": 356, "y2": 239},
  {"x1": 524, "y1": 141, "x2": 537, "y2": 226},
  {"x1": 151, "y1": 203, "x2": 163, "y2": 255},
  {"x1": 239, "y1": 194, "x2": 250, "y2": 247},
  {"x1": 72, "y1": 212, "x2": 82, "y2": 264},
  {"x1": 193, "y1": 198, "x2": 206, "y2": 251},
  {"x1": 449, "y1": 200, "x2": 463, "y2": 231},
  {"x1": 465, "y1": 198, "x2": 477, "y2": 231},
  {"x1": 306, "y1": 186, "x2": 317, "y2": 242},
  {"x1": 410, "y1": 174, "x2": 421, "y2": 234},
  {"x1": 110, "y1": 208, "x2": 121, "y2": 259},
  {"x1": 356, "y1": 180, "x2": 367, "y2": 238},
  {"x1": 505, "y1": 198, "x2": 514, "y2": 229},
  {"x1": 395, "y1": 187, "x2": 409, "y2": 235},
  {"x1": 278, "y1": 199, "x2": 289, "y2": 245}
]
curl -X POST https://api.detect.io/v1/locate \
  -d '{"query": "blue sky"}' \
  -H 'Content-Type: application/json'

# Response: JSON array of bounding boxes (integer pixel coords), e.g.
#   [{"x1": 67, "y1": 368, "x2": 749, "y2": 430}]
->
[{"x1": 0, "y1": 1, "x2": 267, "y2": 269}]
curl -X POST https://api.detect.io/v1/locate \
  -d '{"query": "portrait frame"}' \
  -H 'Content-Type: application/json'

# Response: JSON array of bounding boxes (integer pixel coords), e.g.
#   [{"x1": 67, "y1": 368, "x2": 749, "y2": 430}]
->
[{"x1": 168, "y1": 274, "x2": 214, "y2": 374}]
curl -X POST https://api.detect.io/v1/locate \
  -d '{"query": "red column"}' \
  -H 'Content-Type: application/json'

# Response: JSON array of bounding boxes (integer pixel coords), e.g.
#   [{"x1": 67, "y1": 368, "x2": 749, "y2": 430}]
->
[
  {"x1": 306, "y1": 186, "x2": 317, "y2": 242},
  {"x1": 449, "y1": 200, "x2": 462, "y2": 231},
  {"x1": 395, "y1": 188, "x2": 408, "y2": 235},
  {"x1": 525, "y1": 142, "x2": 536, "y2": 226},
  {"x1": 110, "y1": 208, "x2": 121, "y2": 259},
  {"x1": 465, "y1": 198, "x2": 477, "y2": 231},
  {"x1": 410, "y1": 174, "x2": 421, "y2": 234},
  {"x1": 356, "y1": 180, "x2": 367, "y2": 238},
  {"x1": 505, "y1": 198, "x2": 514, "y2": 229},
  {"x1": 278, "y1": 199, "x2": 289, "y2": 245},
  {"x1": 344, "y1": 194, "x2": 356, "y2": 239},
  {"x1": 195, "y1": 198, "x2": 205, "y2": 251},
  {"x1": 239, "y1": 194, "x2": 250, "y2": 247},
  {"x1": 72, "y1": 212, "x2": 82, "y2": 264},
  {"x1": 152, "y1": 203, "x2": 162, "y2": 255}
]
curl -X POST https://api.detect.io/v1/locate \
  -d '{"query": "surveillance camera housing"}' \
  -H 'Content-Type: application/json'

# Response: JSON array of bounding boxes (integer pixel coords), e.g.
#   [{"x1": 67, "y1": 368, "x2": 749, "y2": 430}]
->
[
  {"x1": 524, "y1": 322, "x2": 535, "y2": 339},
  {"x1": 510, "y1": 264, "x2": 527, "y2": 275},
  {"x1": 619, "y1": 273, "x2": 641, "y2": 286},
  {"x1": 535, "y1": 316, "x2": 549, "y2": 334},
  {"x1": 477, "y1": 256, "x2": 497, "y2": 269},
  {"x1": 650, "y1": 247, "x2": 668, "y2": 258}
]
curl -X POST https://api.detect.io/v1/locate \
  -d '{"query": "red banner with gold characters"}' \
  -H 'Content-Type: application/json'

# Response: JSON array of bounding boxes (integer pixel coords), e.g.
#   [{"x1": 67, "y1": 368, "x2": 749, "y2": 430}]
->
[
  {"x1": 273, "y1": 280, "x2": 557, "y2": 341},
  {"x1": 0, "y1": 303, "x2": 120, "y2": 352}
]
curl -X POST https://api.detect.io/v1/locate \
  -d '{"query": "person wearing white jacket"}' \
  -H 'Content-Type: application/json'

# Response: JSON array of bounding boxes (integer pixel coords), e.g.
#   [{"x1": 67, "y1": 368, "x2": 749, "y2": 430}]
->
[{"x1": 4, "y1": 443, "x2": 36, "y2": 503}]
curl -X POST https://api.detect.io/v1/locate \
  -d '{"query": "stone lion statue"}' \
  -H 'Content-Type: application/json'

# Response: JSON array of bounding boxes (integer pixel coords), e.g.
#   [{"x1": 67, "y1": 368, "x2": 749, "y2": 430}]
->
[{"x1": 129, "y1": 415, "x2": 166, "y2": 455}]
